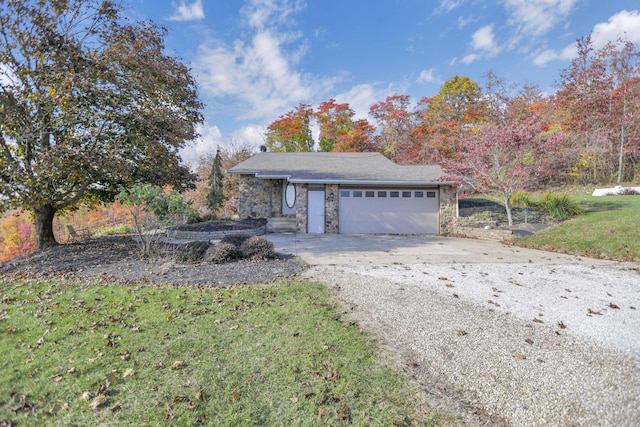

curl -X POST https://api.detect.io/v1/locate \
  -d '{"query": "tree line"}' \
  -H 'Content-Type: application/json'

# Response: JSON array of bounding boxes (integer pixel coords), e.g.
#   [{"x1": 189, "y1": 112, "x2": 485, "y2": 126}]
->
[{"x1": 264, "y1": 36, "x2": 640, "y2": 191}]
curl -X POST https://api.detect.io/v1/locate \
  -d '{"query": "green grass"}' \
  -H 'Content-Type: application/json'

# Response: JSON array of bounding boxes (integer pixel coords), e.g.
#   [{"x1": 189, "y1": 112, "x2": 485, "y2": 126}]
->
[
  {"x1": 514, "y1": 195, "x2": 640, "y2": 261},
  {"x1": 0, "y1": 279, "x2": 453, "y2": 426}
]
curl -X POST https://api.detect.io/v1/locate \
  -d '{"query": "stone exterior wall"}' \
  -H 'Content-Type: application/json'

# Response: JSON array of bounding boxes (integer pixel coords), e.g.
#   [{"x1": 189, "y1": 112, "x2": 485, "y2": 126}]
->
[
  {"x1": 270, "y1": 180, "x2": 283, "y2": 217},
  {"x1": 325, "y1": 184, "x2": 339, "y2": 234},
  {"x1": 439, "y1": 185, "x2": 457, "y2": 235},
  {"x1": 295, "y1": 184, "x2": 308, "y2": 233},
  {"x1": 238, "y1": 175, "x2": 273, "y2": 219}
]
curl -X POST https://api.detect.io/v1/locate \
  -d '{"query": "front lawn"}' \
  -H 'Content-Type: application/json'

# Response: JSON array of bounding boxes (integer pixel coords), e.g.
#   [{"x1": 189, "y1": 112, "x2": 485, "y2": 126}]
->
[{"x1": 0, "y1": 279, "x2": 452, "y2": 426}]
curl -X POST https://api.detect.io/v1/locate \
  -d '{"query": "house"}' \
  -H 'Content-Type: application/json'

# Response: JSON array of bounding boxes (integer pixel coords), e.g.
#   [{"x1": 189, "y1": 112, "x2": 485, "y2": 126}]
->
[{"x1": 227, "y1": 152, "x2": 457, "y2": 235}]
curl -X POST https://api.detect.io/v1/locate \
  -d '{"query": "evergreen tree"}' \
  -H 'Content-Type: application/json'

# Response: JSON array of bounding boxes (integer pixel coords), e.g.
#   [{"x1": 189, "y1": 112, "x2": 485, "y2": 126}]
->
[{"x1": 207, "y1": 147, "x2": 225, "y2": 216}]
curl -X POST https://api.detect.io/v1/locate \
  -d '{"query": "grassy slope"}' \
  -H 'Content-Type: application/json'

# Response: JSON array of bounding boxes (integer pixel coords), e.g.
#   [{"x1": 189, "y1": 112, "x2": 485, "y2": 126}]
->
[
  {"x1": 0, "y1": 279, "x2": 452, "y2": 426},
  {"x1": 514, "y1": 195, "x2": 640, "y2": 261}
]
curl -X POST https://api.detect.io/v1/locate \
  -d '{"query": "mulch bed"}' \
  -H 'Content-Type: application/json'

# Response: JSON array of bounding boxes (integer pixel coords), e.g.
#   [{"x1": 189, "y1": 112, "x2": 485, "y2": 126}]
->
[{"x1": 0, "y1": 234, "x2": 305, "y2": 286}]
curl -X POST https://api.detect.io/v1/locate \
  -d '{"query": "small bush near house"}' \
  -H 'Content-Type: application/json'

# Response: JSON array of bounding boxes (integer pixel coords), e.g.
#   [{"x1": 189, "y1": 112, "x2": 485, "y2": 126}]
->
[
  {"x1": 205, "y1": 242, "x2": 241, "y2": 263},
  {"x1": 220, "y1": 232, "x2": 252, "y2": 247},
  {"x1": 240, "y1": 236, "x2": 275, "y2": 260},
  {"x1": 536, "y1": 193, "x2": 583, "y2": 220}
]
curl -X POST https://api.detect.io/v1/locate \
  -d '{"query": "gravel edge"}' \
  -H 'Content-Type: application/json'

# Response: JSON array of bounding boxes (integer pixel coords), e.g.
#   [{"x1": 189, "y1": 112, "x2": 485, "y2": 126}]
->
[{"x1": 304, "y1": 266, "x2": 640, "y2": 427}]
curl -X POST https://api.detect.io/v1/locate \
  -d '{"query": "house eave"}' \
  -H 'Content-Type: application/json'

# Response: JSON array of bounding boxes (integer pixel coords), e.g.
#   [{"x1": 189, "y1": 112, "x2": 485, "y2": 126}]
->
[{"x1": 288, "y1": 178, "x2": 455, "y2": 186}]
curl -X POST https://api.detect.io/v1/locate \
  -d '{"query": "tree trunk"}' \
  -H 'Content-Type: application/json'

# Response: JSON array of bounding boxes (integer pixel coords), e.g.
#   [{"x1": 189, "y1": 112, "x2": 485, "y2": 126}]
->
[
  {"x1": 503, "y1": 194, "x2": 514, "y2": 226},
  {"x1": 34, "y1": 204, "x2": 58, "y2": 250}
]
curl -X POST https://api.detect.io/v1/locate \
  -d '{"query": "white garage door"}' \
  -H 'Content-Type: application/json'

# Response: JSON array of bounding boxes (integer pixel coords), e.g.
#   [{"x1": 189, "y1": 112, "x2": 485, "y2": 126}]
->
[{"x1": 339, "y1": 188, "x2": 439, "y2": 234}]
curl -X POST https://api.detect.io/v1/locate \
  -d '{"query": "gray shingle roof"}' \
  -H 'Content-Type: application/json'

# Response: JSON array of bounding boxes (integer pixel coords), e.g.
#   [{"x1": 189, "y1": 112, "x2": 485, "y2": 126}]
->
[{"x1": 227, "y1": 152, "x2": 447, "y2": 185}]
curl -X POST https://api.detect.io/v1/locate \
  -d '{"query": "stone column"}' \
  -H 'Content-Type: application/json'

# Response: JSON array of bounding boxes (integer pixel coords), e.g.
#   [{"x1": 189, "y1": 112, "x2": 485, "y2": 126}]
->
[
  {"x1": 439, "y1": 185, "x2": 457, "y2": 235},
  {"x1": 295, "y1": 184, "x2": 308, "y2": 233},
  {"x1": 325, "y1": 184, "x2": 339, "y2": 233}
]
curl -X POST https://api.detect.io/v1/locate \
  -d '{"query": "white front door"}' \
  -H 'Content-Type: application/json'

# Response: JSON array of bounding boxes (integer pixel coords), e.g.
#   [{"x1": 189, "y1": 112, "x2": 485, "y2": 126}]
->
[{"x1": 307, "y1": 189, "x2": 325, "y2": 234}]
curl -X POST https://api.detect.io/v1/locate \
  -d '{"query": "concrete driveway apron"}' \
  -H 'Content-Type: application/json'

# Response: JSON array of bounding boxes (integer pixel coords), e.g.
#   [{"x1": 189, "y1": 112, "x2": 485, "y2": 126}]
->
[{"x1": 266, "y1": 233, "x2": 594, "y2": 266}]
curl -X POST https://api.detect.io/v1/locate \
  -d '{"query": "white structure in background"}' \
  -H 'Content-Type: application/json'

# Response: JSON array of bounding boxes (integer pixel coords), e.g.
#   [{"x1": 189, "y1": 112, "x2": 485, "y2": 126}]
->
[{"x1": 592, "y1": 186, "x2": 640, "y2": 196}]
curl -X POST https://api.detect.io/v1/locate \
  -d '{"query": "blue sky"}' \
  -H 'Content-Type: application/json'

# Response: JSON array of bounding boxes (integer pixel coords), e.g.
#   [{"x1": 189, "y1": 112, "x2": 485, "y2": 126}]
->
[{"x1": 125, "y1": 0, "x2": 640, "y2": 164}]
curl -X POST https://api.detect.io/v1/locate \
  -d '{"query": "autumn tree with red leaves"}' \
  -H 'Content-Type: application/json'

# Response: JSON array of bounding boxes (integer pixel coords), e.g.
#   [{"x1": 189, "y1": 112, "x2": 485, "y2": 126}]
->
[
  {"x1": 442, "y1": 89, "x2": 565, "y2": 225},
  {"x1": 555, "y1": 36, "x2": 640, "y2": 184},
  {"x1": 369, "y1": 94, "x2": 419, "y2": 163}
]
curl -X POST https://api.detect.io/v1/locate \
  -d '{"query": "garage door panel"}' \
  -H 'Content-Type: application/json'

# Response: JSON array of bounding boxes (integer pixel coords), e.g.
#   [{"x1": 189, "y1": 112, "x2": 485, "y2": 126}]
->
[{"x1": 339, "y1": 188, "x2": 438, "y2": 234}]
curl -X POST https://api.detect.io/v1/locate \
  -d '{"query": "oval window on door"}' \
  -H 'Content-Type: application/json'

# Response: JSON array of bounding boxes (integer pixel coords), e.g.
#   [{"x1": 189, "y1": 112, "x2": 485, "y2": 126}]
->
[{"x1": 285, "y1": 183, "x2": 296, "y2": 208}]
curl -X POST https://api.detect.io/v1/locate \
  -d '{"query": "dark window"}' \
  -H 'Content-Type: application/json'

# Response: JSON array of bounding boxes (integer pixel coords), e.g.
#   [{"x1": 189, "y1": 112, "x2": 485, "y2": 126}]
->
[
  {"x1": 402, "y1": 191, "x2": 412, "y2": 198},
  {"x1": 426, "y1": 191, "x2": 436, "y2": 198},
  {"x1": 340, "y1": 190, "x2": 350, "y2": 197},
  {"x1": 390, "y1": 191, "x2": 399, "y2": 198},
  {"x1": 414, "y1": 191, "x2": 424, "y2": 198},
  {"x1": 353, "y1": 191, "x2": 363, "y2": 198},
  {"x1": 378, "y1": 191, "x2": 387, "y2": 198},
  {"x1": 365, "y1": 191, "x2": 375, "y2": 197}
]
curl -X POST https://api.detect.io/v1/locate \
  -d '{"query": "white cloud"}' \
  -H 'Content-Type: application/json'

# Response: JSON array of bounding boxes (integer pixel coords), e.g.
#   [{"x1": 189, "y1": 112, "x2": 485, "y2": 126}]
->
[
  {"x1": 533, "y1": 9, "x2": 640, "y2": 66},
  {"x1": 167, "y1": 0, "x2": 205, "y2": 22},
  {"x1": 533, "y1": 43, "x2": 576, "y2": 66},
  {"x1": 194, "y1": 0, "x2": 336, "y2": 123},
  {"x1": 334, "y1": 84, "x2": 382, "y2": 120},
  {"x1": 461, "y1": 53, "x2": 480, "y2": 64},
  {"x1": 241, "y1": 0, "x2": 304, "y2": 30},
  {"x1": 435, "y1": 0, "x2": 467, "y2": 14},
  {"x1": 591, "y1": 9, "x2": 640, "y2": 49},
  {"x1": 229, "y1": 125, "x2": 267, "y2": 149},
  {"x1": 502, "y1": 0, "x2": 578, "y2": 37},
  {"x1": 458, "y1": 25, "x2": 501, "y2": 65},
  {"x1": 471, "y1": 24, "x2": 499, "y2": 55},
  {"x1": 180, "y1": 123, "x2": 223, "y2": 165},
  {"x1": 417, "y1": 68, "x2": 437, "y2": 84}
]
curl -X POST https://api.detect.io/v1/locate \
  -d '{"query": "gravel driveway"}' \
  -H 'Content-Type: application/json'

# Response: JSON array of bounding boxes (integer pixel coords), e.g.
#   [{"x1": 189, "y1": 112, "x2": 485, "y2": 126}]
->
[{"x1": 268, "y1": 234, "x2": 640, "y2": 426}]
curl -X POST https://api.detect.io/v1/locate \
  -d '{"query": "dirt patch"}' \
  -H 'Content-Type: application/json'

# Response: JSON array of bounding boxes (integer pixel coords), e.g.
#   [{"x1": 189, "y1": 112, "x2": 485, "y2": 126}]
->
[{"x1": 0, "y1": 235, "x2": 305, "y2": 286}]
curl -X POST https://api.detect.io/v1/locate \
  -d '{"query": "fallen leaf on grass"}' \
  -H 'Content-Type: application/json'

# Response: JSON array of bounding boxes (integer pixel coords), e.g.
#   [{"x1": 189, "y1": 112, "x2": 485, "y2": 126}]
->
[
  {"x1": 231, "y1": 389, "x2": 240, "y2": 403},
  {"x1": 171, "y1": 361, "x2": 185, "y2": 370},
  {"x1": 165, "y1": 403, "x2": 174, "y2": 420},
  {"x1": 110, "y1": 402, "x2": 121, "y2": 412},
  {"x1": 195, "y1": 389, "x2": 203, "y2": 401},
  {"x1": 89, "y1": 395, "x2": 107, "y2": 409},
  {"x1": 80, "y1": 391, "x2": 92, "y2": 401}
]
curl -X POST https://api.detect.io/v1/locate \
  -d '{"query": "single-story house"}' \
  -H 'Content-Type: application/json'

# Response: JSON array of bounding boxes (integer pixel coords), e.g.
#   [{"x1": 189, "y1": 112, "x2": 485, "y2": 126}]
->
[{"x1": 227, "y1": 152, "x2": 457, "y2": 235}]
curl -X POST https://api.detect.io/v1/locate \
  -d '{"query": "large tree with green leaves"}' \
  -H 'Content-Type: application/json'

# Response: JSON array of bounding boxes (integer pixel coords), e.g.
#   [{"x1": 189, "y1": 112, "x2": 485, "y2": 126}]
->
[{"x1": 0, "y1": 0, "x2": 203, "y2": 249}]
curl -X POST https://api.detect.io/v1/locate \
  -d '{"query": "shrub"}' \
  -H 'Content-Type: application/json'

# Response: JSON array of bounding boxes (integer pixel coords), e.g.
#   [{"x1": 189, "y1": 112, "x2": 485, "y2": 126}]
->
[
  {"x1": 205, "y1": 243, "x2": 241, "y2": 264},
  {"x1": 221, "y1": 233, "x2": 252, "y2": 247},
  {"x1": 510, "y1": 190, "x2": 532, "y2": 208},
  {"x1": 93, "y1": 223, "x2": 134, "y2": 236},
  {"x1": 240, "y1": 236, "x2": 275, "y2": 260},
  {"x1": 535, "y1": 193, "x2": 582, "y2": 220},
  {"x1": 152, "y1": 241, "x2": 211, "y2": 262}
]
